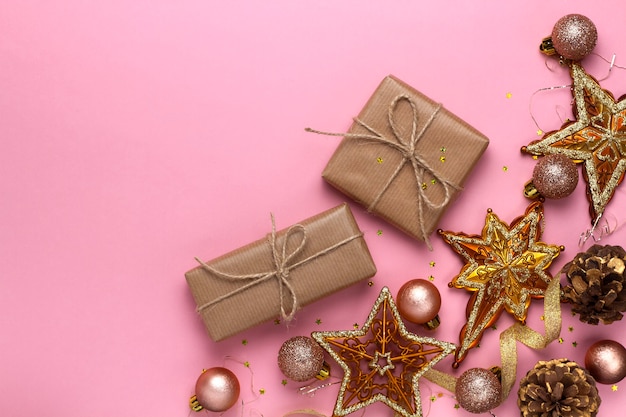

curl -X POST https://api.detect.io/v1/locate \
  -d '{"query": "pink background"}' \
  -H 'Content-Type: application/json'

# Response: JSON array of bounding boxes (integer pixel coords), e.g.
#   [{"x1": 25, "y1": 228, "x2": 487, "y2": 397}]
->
[{"x1": 2, "y1": 1, "x2": 626, "y2": 416}]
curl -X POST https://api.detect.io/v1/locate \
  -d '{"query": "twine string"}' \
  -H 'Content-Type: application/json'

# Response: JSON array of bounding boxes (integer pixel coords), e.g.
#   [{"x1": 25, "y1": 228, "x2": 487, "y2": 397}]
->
[
  {"x1": 306, "y1": 94, "x2": 460, "y2": 248},
  {"x1": 195, "y1": 215, "x2": 362, "y2": 322}
]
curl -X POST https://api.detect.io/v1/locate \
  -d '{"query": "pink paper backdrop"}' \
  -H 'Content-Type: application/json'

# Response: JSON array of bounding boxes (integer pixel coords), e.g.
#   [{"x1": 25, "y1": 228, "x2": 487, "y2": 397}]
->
[{"x1": 2, "y1": 1, "x2": 626, "y2": 416}]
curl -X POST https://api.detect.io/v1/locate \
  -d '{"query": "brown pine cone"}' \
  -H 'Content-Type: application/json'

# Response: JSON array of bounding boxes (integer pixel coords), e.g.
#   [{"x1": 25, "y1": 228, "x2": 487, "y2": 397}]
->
[
  {"x1": 562, "y1": 244, "x2": 626, "y2": 324},
  {"x1": 518, "y1": 358, "x2": 601, "y2": 417}
]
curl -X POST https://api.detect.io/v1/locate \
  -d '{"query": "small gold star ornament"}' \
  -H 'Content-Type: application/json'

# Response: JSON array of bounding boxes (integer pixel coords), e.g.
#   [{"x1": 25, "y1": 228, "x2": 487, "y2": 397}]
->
[
  {"x1": 523, "y1": 63, "x2": 626, "y2": 224},
  {"x1": 439, "y1": 201, "x2": 562, "y2": 366},
  {"x1": 312, "y1": 287, "x2": 455, "y2": 417}
]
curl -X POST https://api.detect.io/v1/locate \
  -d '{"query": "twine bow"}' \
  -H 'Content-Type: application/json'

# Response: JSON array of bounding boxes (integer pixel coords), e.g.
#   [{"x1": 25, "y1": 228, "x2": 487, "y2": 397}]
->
[
  {"x1": 195, "y1": 214, "x2": 361, "y2": 323},
  {"x1": 307, "y1": 94, "x2": 461, "y2": 249}
]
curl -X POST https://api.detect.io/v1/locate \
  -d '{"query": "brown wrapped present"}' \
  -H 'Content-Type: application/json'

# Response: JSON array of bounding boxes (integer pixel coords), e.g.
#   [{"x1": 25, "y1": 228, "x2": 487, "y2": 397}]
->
[
  {"x1": 185, "y1": 203, "x2": 377, "y2": 341},
  {"x1": 315, "y1": 75, "x2": 489, "y2": 248}
]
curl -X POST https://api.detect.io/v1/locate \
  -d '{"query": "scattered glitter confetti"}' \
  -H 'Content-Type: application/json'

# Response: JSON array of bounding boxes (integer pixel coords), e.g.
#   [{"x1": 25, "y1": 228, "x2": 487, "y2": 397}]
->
[
  {"x1": 429, "y1": 261, "x2": 436, "y2": 267},
  {"x1": 244, "y1": 361, "x2": 250, "y2": 367},
  {"x1": 572, "y1": 341, "x2": 578, "y2": 347},
  {"x1": 502, "y1": 166, "x2": 508, "y2": 172},
  {"x1": 428, "y1": 275, "x2": 435, "y2": 281},
  {"x1": 376, "y1": 157, "x2": 383, "y2": 164},
  {"x1": 353, "y1": 323, "x2": 359, "y2": 329},
  {"x1": 377, "y1": 229, "x2": 383, "y2": 236},
  {"x1": 537, "y1": 129, "x2": 543, "y2": 136},
  {"x1": 558, "y1": 337, "x2": 564, "y2": 344},
  {"x1": 431, "y1": 178, "x2": 437, "y2": 184},
  {"x1": 274, "y1": 318, "x2": 281, "y2": 325},
  {"x1": 315, "y1": 319, "x2": 322, "y2": 325},
  {"x1": 454, "y1": 404, "x2": 460, "y2": 409},
  {"x1": 242, "y1": 339, "x2": 248, "y2": 345},
  {"x1": 259, "y1": 389, "x2": 266, "y2": 395},
  {"x1": 568, "y1": 326, "x2": 574, "y2": 332},
  {"x1": 506, "y1": 92, "x2": 512, "y2": 99},
  {"x1": 440, "y1": 156, "x2": 446, "y2": 163},
  {"x1": 422, "y1": 182, "x2": 428, "y2": 190},
  {"x1": 281, "y1": 379, "x2": 288, "y2": 386},
  {"x1": 430, "y1": 395, "x2": 437, "y2": 402},
  {"x1": 368, "y1": 281, "x2": 374, "y2": 287},
  {"x1": 612, "y1": 385, "x2": 618, "y2": 392},
  {"x1": 440, "y1": 147, "x2": 446, "y2": 152}
]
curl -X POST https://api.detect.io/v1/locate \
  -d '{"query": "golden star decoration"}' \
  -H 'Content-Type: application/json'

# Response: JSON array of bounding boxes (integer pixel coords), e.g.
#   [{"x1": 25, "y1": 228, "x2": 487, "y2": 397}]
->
[
  {"x1": 438, "y1": 202, "x2": 562, "y2": 367},
  {"x1": 523, "y1": 63, "x2": 626, "y2": 223},
  {"x1": 311, "y1": 287, "x2": 455, "y2": 417}
]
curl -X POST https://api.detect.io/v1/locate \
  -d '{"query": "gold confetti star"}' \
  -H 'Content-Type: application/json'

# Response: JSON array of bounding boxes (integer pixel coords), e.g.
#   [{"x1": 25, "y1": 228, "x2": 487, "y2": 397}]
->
[
  {"x1": 558, "y1": 338, "x2": 564, "y2": 344},
  {"x1": 259, "y1": 389, "x2": 266, "y2": 395},
  {"x1": 454, "y1": 404, "x2": 460, "y2": 409},
  {"x1": 316, "y1": 318, "x2": 322, "y2": 325},
  {"x1": 274, "y1": 318, "x2": 281, "y2": 325},
  {"x1": 242, "y1": 339, "x2": 248, "y2": 345},
  {"x1": 244, "y1": 361, "x2": 250, "y2": 367},
  {"x1": 440, "y1": 147, "x2": 446, "y2": 152},
  {"x1": 568, "y1": 326, "x2": 574, "y2": 332},
  {"x1": 540, "y1": 315, "x2": 545, "y2": 321},
  {"x1": 353, "y1": 323, "x2": 359, "y2": 329},
  {"x1": 440, "y1": 156, "x2": 446, "y2": 163},
  {"x1": 491, "y1": 325, "x2": 498, "y2": 331},
  {"x1": 572, "y1": 341, "x2": 578, "y2": 347},
  {"x1": 429, "y1": 261, "x2": 436, "y2": 267},
  {"x1": 377, "y1": 229, "x2": 383, "y2": 236},
  {"x1": 506, "y1": 92, "x2": 512, "y2": 99},
  {"x1": 430, "y1": 396, "x2": 437, "y2": 402},
  {"x1": 428, "y1": 275, "x2": 435, "y2": 281},
  {"x1": 368, "y1": 281, "x2": 374, "y2": 287},
  {"x1": 281, "y1": 379, "x2": 288, "y2": 386},
  {"x1": 376, "y1": 157, "x2": 383, "y2": 164},
  {"x1": 421, "y1": 182, "x2": 428, "y2": 190},
  {"x1": 537, "y1": 129, "x2": 543, "y2": 136},
  {"x1": 612, "y1": 385, "x2": 618, "y2": 391},
  {"x1": 502, "y1": 166, "x2": 508, "y2": 172},
  {"x1": 431, "y1": 178, "x2": 437, "y2": 185}
]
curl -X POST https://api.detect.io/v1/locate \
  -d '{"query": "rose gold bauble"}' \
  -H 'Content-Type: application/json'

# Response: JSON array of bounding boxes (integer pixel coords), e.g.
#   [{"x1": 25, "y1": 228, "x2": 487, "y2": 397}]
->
[
  {"x1": 455, "y1": 368, "x2": 502, "y2": 413},
  {"x1": 551, "y1": 14, "x2": 597, "y2": 61},
  {"x1": 278, "y1": 336, "x2": 326, "y2": 382},
  {"x1": 532, "y1": 154, "x2": 578, "y2": 199},
  {"x1": 397, "y1": 279, "x2": 441, "y2": 328},
  {"x1": 585, "y1": 340, "x2": 626, "y2": 384},
  {"x1": 195, "y1": 367, "x2": 240, "y2": 412}
]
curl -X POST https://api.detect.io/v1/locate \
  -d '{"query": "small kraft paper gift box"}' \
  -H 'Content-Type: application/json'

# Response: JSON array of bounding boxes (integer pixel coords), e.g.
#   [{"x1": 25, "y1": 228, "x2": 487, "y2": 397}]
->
[
  {"x1": 185, "y1": 203, "x2": 377, "y2": 342},
  {"x1": 317, "y1": 75, "x2": 489, "y2": 248}
]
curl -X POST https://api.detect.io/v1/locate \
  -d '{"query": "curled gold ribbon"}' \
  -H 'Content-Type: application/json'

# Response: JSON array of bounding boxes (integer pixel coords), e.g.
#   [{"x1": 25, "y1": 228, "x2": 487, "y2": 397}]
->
[
  {"x1": 307, "y1": 94, "x2": 461, "y2": 249},
  {"x1": 195, "y1": 214, "x2": 362, "y2": 323}
]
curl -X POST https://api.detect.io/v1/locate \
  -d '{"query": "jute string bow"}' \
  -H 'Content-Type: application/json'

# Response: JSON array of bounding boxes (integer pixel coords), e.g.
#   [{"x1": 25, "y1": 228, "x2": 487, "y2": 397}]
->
[
  {"x1": 195, "y1": 214, "x2": 362, "y2": 323},
  {"x1": 307, "y1": 94, "x2": 461, "y2": 249}
]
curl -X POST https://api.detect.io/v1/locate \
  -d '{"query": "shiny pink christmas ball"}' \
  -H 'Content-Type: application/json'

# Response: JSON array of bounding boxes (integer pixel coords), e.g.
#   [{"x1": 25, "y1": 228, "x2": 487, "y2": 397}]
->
[
  {"x1": 195, "y1": 367, "x2": 240, "y2": 412},
  {"x1": 551, "y1": 14, "x2": 597, "y2": 61},
  {"x1": 455, "y1": 368, "x2": 502, "y2": 413},
  {"x1": 397, "y1": 279, "x2": 441, "y2": 325},
  {"x1": 585, "y1": 340, "x2": 626, "y2": 384},
  {"x1": 533, "y1": 154, "x2": 578, "y2": 199}
]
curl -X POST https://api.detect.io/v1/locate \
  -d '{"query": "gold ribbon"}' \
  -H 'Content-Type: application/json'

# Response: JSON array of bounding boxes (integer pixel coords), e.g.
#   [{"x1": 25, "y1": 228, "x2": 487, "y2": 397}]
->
[
  {"x1": 307, "y1": 94, "x2": 461, "y2": 249},
  {"x1": 498, "y1": 275, "x2": 562, "y2": 400},
  {"x1": 195, "y1": 214, "x2": 362, "y2": 323}
]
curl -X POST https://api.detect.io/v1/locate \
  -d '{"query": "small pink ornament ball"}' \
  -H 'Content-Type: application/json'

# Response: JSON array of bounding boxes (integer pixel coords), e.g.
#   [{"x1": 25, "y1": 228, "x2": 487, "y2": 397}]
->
[
  {"x1": 193, "y1": 367, "x2": 240, "y2": 412},
  {"x1": 397, "y1": 279, "x2": 441, "y2": 329},
  {"x1": 585, "y1": 340, "x2": 626, "y2": 384},
  {"x1": 455, "y1": 368, "x2": 502, "y2": 414},
  {"x1": 551, "y1": 14, "x2": 598, "y2": 61},
  {"x1": 532, "y1": 154, "x2": 578, "y2": 199},
  {"x1": 278, "y1": 336, "x2": 327, "y2": 382}
]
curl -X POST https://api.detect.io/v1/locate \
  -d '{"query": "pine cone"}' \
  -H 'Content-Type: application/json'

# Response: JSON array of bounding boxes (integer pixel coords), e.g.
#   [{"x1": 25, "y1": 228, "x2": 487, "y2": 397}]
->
[
  {"x1": 562, "y1": 244, "x2": 626, "y2": 324},
  {"x1": 518, "y1": 358, "x2": 601, "y2": 417}
]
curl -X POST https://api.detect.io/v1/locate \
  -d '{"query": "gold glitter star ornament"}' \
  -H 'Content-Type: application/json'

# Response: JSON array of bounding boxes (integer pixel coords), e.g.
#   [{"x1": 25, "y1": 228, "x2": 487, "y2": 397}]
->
[
  {"x1": 312, "y1": 287, "x2": 455, "y2": 417},
  {"x1": 523, "y1": 63, "x2": 626, "y2": 224},
  {"x1": 439, "y1": 202, "x2": 562, "y2": 367}
]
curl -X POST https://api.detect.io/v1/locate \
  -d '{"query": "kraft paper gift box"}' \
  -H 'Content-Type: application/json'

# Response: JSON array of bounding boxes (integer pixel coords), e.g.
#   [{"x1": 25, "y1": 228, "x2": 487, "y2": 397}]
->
[
  {"x1": 185, "y1": 203, "x2": 377, "y2": 342},
  {"x1": 320, "y1": 75, "x2": 489, "y2": 247}
]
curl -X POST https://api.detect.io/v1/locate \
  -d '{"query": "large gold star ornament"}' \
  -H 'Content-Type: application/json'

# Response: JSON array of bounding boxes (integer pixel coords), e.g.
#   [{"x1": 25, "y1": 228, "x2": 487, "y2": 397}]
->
[
  {"x1": 523, "y1": 63, "x2": 626, "y2": 223},
  {"x1": 439, "y1": 202, "x2": 562, "y2": 367},
  {"x1": 312, "y1": 287, "x2": 455, "y2": 417}
]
